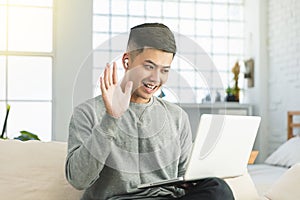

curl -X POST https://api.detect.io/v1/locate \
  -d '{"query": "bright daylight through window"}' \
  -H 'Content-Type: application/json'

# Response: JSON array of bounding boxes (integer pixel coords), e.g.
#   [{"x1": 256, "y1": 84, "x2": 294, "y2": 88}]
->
[
  {"x1": 92, "y1": 0, "x2": 245, "y2": 103},
  {"x1": 0, "y1": 0, "x2": 53, "y2": 141}
]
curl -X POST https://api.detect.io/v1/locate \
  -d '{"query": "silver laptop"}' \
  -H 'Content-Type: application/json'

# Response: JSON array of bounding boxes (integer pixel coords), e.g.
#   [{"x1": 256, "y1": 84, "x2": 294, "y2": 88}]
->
[{"x1": 137, "y1": 114, "x2": 261, "y2": 189}]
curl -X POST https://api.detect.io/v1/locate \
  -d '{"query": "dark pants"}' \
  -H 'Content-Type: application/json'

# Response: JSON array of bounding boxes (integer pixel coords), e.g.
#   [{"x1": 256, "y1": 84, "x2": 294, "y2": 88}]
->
[{"x1": 176, "y1": 178, "x2": 234, "y2": 200}]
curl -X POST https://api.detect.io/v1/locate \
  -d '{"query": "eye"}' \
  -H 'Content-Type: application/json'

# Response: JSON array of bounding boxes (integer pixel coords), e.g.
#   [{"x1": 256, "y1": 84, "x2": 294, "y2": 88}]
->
[
  {"x1": 162, "y1": 68, "x2": 170, "y2": 74},
  {"x1": 144, "y1": 64, "x2": 155, "y2": 70}
]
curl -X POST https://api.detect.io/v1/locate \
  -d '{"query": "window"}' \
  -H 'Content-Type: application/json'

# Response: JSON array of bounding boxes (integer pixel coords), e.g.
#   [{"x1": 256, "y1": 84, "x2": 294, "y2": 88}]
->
[
  {"x1": 0, "y1": 0, "x2": 53, "y2": 141},
  {"x1": 92, "y1": 0, "x2": 244, "y2": 103}
]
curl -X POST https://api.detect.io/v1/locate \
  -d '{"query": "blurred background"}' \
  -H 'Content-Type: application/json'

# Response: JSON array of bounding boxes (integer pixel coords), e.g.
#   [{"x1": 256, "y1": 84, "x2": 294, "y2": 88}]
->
[{"x1": 0, "y1": 0, "x2": 299, "y2": 163}]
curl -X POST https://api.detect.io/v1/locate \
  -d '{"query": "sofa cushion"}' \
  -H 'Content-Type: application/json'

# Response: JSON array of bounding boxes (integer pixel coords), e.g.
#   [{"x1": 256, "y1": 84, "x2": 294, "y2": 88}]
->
[
  {"x1": 265, "y1": 136, "x2": 300, "y2": 168},
  {"x1": 0, "y1": 139, "x2": 83, "y2": 200},
  {"x1": 225, "y1": 172, "x2": 260, "y2": 200}
]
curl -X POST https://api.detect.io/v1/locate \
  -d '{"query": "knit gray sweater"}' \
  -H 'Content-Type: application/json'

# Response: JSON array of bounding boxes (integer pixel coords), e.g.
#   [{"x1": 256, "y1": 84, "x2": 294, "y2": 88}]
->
[{"x1": 65, "y1": 96, "x2": 192, "y2": 200}]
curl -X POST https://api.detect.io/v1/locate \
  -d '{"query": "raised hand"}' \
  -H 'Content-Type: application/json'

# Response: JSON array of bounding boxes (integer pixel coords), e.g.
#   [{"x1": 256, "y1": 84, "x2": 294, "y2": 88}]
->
[{"x1": 100, "y1": 62, "x2": 133, "y2": 118}]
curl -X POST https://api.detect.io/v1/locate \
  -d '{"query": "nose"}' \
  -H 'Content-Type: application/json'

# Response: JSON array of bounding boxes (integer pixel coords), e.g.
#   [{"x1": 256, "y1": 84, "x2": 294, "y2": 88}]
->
[{"x1": 149, "y1": 68, "x2": 160, "y2": 83}]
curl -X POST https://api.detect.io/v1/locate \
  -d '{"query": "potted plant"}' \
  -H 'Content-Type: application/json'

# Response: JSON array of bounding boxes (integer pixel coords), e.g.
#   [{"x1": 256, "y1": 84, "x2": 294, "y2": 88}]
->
[
  {"x1": 226, "y1": 61, "x2": 240, "y2": 102},
  {"x1": 1, "y1": 104, "x2": 40, "y2": 141},
  {"x1": 0, "y1": 104, "x2": 10, "y2": 139},
  {"x1": 14, "y1": 130, "x2": 40, "y2": 141}
]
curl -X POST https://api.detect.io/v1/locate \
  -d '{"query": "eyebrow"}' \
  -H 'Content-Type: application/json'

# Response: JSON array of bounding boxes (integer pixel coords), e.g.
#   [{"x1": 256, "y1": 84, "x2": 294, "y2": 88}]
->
[{"x1": 144, "y1": 60, "x2": 171, "y2": 68}]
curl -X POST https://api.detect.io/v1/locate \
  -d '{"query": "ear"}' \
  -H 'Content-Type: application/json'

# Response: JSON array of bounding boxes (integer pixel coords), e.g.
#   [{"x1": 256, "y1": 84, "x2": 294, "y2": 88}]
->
[{"x1": 122, "y1": 53, "x2": 130, "y2": 70}]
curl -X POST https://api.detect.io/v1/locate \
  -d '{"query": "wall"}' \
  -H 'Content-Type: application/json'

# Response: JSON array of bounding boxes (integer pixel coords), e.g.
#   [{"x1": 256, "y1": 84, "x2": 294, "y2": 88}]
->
[
  {"x1": 244, "y1": 0, "x2": 269, "y2": 163},
  {"x1": 268, "y1": 0, "x2": 300, "y2": 152},
  {"x1": 51, "y1": 0, "x2": 300, "y2": 156},
  {"x1": 53, "y1": 0, "x2": 93, "y2": 141}
]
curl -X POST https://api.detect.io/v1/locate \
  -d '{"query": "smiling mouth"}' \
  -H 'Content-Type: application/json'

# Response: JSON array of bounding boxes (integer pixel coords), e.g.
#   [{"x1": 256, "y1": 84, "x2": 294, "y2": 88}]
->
[{"x1": 143, "y1": 82, "x2": 158, "y2": 92}]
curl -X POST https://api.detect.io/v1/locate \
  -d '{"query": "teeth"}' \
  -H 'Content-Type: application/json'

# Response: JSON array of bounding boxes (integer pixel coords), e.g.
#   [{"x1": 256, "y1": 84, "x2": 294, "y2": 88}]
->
[
  {"x1": 144, "y1": 83, "x2": 155, "y2": 90},
  {"x1": 147, "y1": 84, "x2": 155, "y2": 89}
]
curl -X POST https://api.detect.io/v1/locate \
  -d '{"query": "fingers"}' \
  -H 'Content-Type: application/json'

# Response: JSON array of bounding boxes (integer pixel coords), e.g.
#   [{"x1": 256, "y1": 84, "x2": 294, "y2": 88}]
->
[
  {"x1": 104, "y1": 63, "x2": 111, "y2": 89},
  {"x1": 102, "y1": 62, "x2": 118, "y2": 90},
  {"x1": 112, "y1": 62, "x2": 118, "y2": 85},
  {"x1": 108, "y1": 63, "x2": 113, "y2": 86},
  {"x1": 100, "y1": 76, "x2": 106, "y2": 94}
]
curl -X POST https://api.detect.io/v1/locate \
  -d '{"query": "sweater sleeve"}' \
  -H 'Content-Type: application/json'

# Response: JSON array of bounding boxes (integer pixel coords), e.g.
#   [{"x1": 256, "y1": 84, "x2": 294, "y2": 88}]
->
[
  {"x1": 65, "y1": 102, "x2": 119, "y2": 190},
  {"x1": 177, "y1": 110, "x2": 193, "y2": 177}
]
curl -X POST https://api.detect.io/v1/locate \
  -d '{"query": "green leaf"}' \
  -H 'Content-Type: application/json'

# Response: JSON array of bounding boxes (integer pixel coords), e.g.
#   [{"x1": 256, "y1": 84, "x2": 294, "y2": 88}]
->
[{"x1": 14, "y1": 130, "x2": 40, "y2": 141}]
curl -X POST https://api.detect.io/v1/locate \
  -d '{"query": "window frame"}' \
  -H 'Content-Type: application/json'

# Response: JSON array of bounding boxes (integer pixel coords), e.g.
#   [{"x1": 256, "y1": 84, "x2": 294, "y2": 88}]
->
[
  {"x1": 0, "y1": 1, "x2": 54, "y2": 141},
  {"x1": 92, "y1": 0, "x2": 245, "y2": 103}
]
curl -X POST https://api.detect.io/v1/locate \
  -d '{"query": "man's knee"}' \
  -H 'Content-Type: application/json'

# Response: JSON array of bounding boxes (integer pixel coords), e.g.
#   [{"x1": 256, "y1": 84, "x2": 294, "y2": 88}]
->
[
  {"x1": 182, "y1": 178, "x2": 234, "y2": 200},
  {"x1": 208, "y1": 178, "x2": 234, "y2": 200}
]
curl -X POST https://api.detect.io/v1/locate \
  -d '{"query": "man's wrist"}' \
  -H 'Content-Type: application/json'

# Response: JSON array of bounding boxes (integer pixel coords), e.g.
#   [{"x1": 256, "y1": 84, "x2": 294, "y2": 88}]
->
[{"x1": 97, "y1": 113, "x2": 120, "y2": 138}]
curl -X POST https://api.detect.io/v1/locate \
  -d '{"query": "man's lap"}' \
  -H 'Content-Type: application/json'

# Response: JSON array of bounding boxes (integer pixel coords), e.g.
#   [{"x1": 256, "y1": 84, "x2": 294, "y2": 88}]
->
[{"x1": 175, "y1": 178, "x2": 234, "y2": 200}]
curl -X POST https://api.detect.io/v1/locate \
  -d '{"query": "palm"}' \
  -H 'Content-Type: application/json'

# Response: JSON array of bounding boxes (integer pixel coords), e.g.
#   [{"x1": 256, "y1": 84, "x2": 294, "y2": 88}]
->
[{"x1": 100, "y1": 62, "x2": 132, "y2": 118}]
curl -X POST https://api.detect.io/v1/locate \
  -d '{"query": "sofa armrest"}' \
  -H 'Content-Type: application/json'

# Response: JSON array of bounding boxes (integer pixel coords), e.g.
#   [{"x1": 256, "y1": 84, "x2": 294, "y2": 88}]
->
[{"x1": 264, "y1": 163, "x2": 300, "y2": 200}]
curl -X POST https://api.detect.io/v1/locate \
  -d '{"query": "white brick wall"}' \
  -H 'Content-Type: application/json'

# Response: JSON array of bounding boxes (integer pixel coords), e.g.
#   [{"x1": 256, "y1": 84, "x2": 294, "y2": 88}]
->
[{"x1": 268, "y1": 0, "x2": 300, "y2": 153}]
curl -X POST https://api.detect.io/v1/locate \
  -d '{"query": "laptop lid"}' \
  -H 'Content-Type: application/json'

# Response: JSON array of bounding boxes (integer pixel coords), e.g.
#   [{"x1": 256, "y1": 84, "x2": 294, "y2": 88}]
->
[
  {"x1": 137, "y1": 114, "x2": 261, "y2": 189},
  {"x1": 184, "y1": 114, "x2": 261, "y2": 180}
]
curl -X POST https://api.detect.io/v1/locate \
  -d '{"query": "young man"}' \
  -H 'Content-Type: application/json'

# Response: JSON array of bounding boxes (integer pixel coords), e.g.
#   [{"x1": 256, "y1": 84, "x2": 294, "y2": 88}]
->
[{"x1": 66, "y1": 23, "x2": 234, "y2": 200}]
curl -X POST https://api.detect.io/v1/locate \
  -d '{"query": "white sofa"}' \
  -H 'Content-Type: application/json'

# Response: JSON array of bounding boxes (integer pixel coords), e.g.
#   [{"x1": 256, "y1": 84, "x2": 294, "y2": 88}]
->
[
  {"x1": 1, "y1": 139, "x2": 296, "y2": 200},
  {"x1": 0, "y1": 140, "x2": 83, "y2": 200}
]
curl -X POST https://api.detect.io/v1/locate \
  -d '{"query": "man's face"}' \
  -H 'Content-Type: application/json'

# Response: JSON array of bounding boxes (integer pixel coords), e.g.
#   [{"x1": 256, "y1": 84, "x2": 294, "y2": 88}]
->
[{"x1": 125, "y1": 48, "x2": 173, "y2": 104}]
